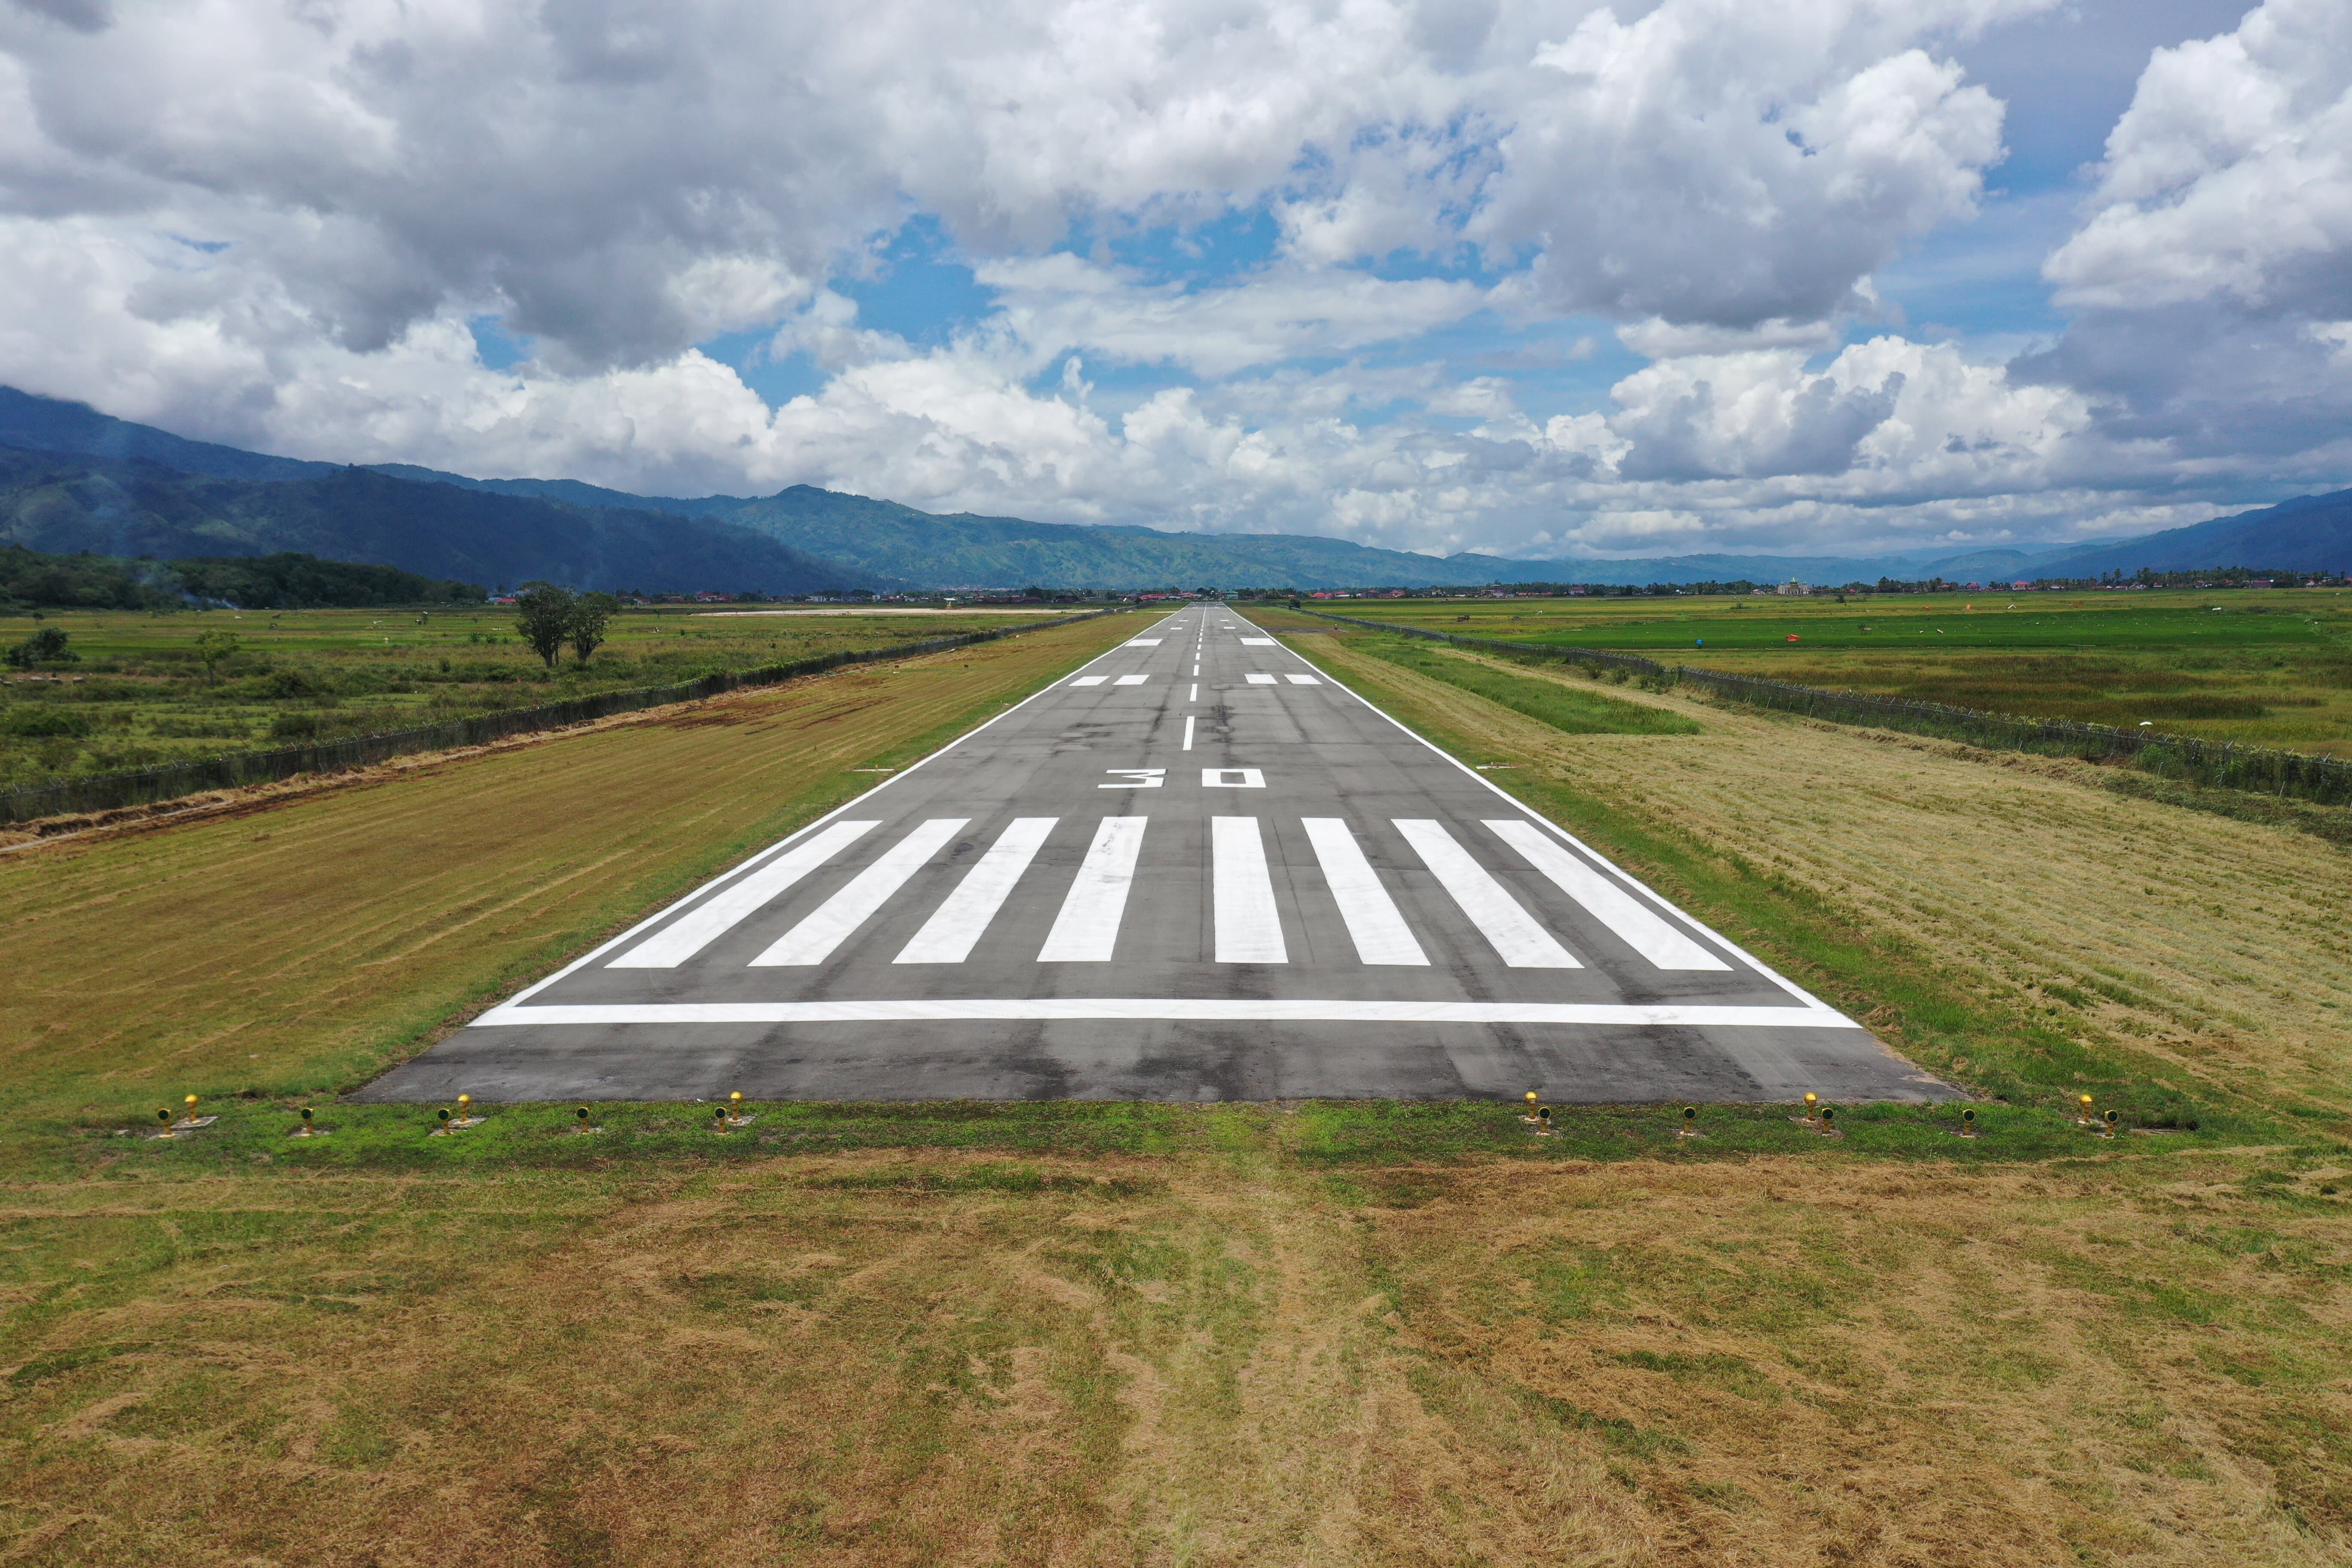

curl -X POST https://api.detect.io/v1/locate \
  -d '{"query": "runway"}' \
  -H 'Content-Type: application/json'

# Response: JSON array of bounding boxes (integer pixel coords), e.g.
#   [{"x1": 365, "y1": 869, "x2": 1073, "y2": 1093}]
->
[{"x1": 358, "y1": 604, "x2": 1949, "y2": 1103}]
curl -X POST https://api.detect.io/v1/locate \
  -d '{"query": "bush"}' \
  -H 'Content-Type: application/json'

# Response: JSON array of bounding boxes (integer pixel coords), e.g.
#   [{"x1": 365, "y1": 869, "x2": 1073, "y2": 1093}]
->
[
  {"x1": 0, "y1": 705, "x2": 93, "y2": 738},
  {"x1": 268, "y1": 712, "x2": 324, "y2": 739},
  {"x1": 4, "y1": 627, "x2": 77, "y2": 668}
]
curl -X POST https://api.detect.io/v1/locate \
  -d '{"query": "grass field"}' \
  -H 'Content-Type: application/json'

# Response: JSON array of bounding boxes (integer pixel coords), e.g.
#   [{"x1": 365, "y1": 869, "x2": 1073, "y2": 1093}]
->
[
  {"x1": 0, "y1": 603, "x2": 1071, "y2": 786},
  {"x1": 1303, "y1": 590, "x2": 2352, "y2": 755},
  {"x1": 2, "y1": 603, "x2": 2348, "y2": 1563}
]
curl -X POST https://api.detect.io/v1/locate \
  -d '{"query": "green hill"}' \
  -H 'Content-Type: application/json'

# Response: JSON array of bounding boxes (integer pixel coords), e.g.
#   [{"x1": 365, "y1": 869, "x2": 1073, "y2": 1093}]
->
[{"x1": 0, "y1": 445, "x2": 872, "y2": 596}]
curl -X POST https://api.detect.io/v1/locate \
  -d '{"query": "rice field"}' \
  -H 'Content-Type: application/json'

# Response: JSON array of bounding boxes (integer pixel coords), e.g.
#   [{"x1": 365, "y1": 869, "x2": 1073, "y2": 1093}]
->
[
  {"x1": 0, "y1": 602, "x2": 1077, "y2": 785},
  {"x1": 1301, "y1": 589, "x2": 2352, "y2": 755}
]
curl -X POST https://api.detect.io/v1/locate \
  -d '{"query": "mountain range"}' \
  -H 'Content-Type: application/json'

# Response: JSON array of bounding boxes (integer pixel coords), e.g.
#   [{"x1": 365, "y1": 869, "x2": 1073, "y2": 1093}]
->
[{"x1": 1, "y1": 386, "x2": 2345, "y2": 592}]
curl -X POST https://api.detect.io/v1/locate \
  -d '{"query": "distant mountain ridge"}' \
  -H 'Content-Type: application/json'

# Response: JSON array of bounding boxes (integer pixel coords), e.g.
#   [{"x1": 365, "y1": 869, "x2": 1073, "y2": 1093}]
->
[{"x1": 2, "y1": 386, "x2": 2345, "y2": 589}]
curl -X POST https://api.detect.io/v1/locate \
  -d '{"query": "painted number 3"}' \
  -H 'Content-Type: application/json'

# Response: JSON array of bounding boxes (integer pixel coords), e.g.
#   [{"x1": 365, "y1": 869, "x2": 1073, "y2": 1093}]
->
[{"x1": 1100, "y1": 769, "x2": 1167, "y2": 789}]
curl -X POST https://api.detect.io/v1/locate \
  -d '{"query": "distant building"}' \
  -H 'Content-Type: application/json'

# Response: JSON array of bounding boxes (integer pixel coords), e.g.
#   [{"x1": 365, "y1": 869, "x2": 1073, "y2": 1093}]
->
[{"x1": 1774, "y1": 579, "x2": 1811, "y2": 597}]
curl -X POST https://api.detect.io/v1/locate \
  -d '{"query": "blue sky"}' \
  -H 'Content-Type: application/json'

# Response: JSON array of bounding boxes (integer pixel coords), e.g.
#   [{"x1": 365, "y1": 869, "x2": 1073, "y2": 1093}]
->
[{"x1": 6, "y1": 0, "x2": 2347, "y2": 559}]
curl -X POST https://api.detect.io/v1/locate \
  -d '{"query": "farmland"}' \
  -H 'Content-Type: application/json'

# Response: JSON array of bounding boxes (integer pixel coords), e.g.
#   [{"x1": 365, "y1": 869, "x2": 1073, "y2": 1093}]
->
[
  {"x1": 0, "y1": 602, "x2": 1071, "y2": 787},
  {"x1": 0, "y1": 601, "x2": 2346, "y2": 1562},
  {"x1": 1303, "y1": 588, "x2": 2352, "y2": 756}
]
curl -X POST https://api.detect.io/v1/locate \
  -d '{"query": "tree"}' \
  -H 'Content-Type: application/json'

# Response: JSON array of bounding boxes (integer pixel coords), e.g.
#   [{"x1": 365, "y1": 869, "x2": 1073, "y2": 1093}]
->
[
  {"x1": 513, "y1": 583, "x2": 574, "y2": 670},
  {"x1": 4, "y1": 626, "x2": 77, "y2": 668},
  {"x1": 193, "y1": 629, "x2": 239, "y2": 685},
  {"x1": 568, "y1": 591, "x2": 617, "y2": 665}
]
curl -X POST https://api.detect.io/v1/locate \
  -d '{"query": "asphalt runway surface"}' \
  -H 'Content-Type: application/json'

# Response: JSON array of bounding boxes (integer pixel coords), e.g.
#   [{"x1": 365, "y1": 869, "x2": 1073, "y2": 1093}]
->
[{"x1": 360, "y1": 605, "x2": 1951, "y2": 1104}]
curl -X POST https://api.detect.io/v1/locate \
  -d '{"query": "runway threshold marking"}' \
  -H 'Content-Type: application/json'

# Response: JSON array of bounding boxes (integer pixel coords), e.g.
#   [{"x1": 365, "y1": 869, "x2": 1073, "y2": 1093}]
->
[
  {"x1": 895, "y1": 816, "x2": 1057, "y2": 965},
  {"x1": 609, "y1": 819, "x2": 879, "y2": 968},
  {"x1": 1302, "y1": 817, "x2": 1430, "y2": 966},
  {"x1": 1487, "y1": 820, "x2": 1731, "y2": 971},
  {"x1": 1212, "y1": 816, "x2": 1287, "y2": 963},
  {"x1": 1395, "y1": 818, "x2": 1581, "y2": 969},
  {"x1": 753, "y1": 817, "x2": 970, "y2": 966},
  {"x1": 1038, "y1": 815, "x2": 1148, "y2": 962}
]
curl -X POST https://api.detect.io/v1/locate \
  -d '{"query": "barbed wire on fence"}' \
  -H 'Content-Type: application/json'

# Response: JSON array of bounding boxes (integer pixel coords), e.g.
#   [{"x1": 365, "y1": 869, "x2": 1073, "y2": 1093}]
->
[
  {"x1": 2, "y1": 606, "x2": 1124, "y2": 826},
  {"x1": 1285, "y1": 606, "x2": 2352, "y2": 808}
]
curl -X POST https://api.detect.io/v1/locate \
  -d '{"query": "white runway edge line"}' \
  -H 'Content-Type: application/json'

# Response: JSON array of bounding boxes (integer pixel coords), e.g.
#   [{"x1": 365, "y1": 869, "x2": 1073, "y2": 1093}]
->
[
  {"x1": 478, "y1": 999, "x2": 1863, "y2": 1028},
  {"x1": 753, "y1": 818, "x2": 970, "y2": 966},
  {"x1": 608, "y1": 819, "x2": 879, "y2": 968},
  {"x1": 1395, "y1": 818, "x2": 1581, "y2": 969},
  {"x1": 895, "y1": 816, "x2": 1056, "y2": 965},
  {"x1": 1301, "y1": 818, "x2": 1428, "y2": 966},
  {"x1": 1038, "y1": 816, "x2": 1148, "y2": 962},
  {"x1": 1213, "y1": 817, "x2": 1286, "y2": 963},
  {"x1": 1486, "y1": 820, "x2": 1730, "y2": 971}
]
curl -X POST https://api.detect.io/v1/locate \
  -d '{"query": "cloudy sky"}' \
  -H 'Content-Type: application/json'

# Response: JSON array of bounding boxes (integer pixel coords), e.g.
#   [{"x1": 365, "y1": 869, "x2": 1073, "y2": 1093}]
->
[{"x1": 2, "y1": 0, "x2": 2346, "y2": 560}]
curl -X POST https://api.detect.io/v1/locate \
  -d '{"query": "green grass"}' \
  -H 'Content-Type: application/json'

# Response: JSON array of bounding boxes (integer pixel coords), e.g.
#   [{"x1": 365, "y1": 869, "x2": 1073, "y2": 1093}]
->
[
  {"x1": 1305, "y1": 589, "x2": 2352, "y2": 755},
  {"x1": 5, "y1": 605, "x2": 2350, "y2": 1562},
  {"x1": 1342, "y1": 633, "x2": 1699, "y2": 735},
  {"x1": 1270, "y1": 625, "x2": 2311, "y2": 1146},
  {"x1": 0, "y1": 602, "x2": 1080, "y2": 785}
]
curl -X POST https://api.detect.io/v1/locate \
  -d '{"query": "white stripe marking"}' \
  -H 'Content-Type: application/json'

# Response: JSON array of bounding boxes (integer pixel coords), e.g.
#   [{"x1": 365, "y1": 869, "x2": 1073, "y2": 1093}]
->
[
  {"x1": 1302, "y1": 818, "x2": 1427, "y2": 965},
  {"x1": 1038, "y1": 817, "x2": 1147, "y2": 962},
  {"x1": 1188, "y1": 683, "x2": 1198, "y2": 701},
  {"x1": 1486, "y1": 820, "x2": 1731, "y2": 970},
  {"x1": 1127, "y1": 639, "x2": 1163, "y2": 646},
  {"x1": 1394, "y1": 819, "x2": 1580, "y2": 968},
  {"x1": 894, "y1": 817, "x2": 1056, "y2": 965},
  {"x1": 751, "y1": 818, "x2": 969, "y2": 966},
  {"x1": 1070, "y1": 675, "x2": 1107, "y2": 687},
  {"x1": 609, "y1": 821, "x2": 879, "y2": 968},
  {"x1": 1245, "y1": 673, "x2": 1277, "y2": 685},
  {"x1": 481, "y1": 999, "x2": 1861, "y2": 1028},
  {"x1": 1239, "y1": 637, "x2": 1275, "y2": 645},
  {"x1": 1182, "y1": 715, "x2": 1195, "y2": 750},
  {"x1": 1213, "y1": 817, "x2": 1286, "y2": 963},
  {"x1": 1115, "y1": 673, "x2": 1148, "y2": 686},
  {"x1": 1284, "y1": 673, "x2": 1321, "y2": 686}
]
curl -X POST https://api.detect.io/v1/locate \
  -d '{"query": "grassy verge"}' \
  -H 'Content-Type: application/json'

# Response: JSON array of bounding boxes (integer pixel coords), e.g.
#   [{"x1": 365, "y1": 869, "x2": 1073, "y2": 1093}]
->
[
  {"x1": 0, "y1": 612, "x2": 1139, "y2": 1163},
  {"x1": 3, "y1": 603, "x2": 2349, "y2": 1563},
  {"x1": 1338, "y1": 632, "x2": 1698, "y2": 735},
  {"x1": 1259, "y1": 616, "x2": 2350, "y2": 1148}
]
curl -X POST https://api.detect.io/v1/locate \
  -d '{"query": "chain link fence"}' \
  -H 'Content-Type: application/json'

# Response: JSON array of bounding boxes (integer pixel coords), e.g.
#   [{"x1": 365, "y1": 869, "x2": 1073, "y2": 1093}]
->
[{"x1": 3, "y1": 607, "x2": 1125, "y2": 826}]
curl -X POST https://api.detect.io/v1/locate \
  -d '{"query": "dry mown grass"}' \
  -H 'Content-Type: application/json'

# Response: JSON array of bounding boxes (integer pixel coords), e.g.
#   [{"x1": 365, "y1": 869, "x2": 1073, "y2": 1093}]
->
[
  {"x1": 5, "y1": 607, "x2": 2351, "y2": 1564},
  {"x1": 0, "y1": 613, "x2": 1140, "y2": 1121},
  {"x1": 2, "y1": 1144, "x2": 2345, "y2": 1565},
  {"x1": 1297, "y1": 634, "x2": 2352, "y2": 1139}
]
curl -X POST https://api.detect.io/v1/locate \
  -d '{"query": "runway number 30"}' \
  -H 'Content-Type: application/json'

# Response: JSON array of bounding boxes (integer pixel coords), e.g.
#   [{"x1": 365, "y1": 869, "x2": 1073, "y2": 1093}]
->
[{"x1": 1100, "y1": 769, "x2": 1167, "y2": 789}]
